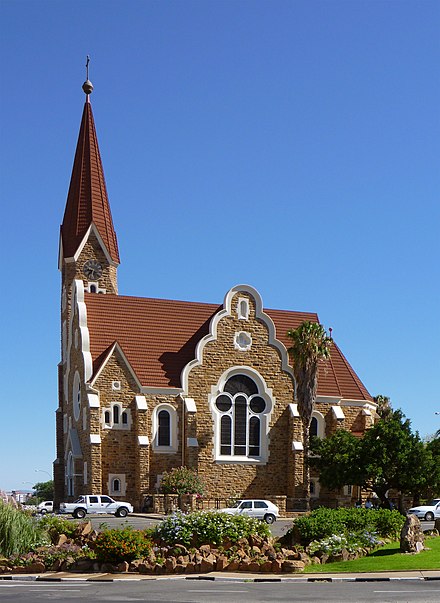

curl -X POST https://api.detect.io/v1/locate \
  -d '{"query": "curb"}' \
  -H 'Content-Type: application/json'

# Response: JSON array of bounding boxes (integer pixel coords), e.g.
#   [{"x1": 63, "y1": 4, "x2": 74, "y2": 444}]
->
[{"x1": 1, "y1": 573, "x2": 440, "y2": 583}]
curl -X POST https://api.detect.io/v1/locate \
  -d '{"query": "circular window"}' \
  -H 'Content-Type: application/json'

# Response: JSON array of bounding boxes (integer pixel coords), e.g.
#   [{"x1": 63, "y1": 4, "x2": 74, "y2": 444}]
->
[
  {"x1": 250, "y1": 396, "x2": 266, "y2": 413},
  {"x1": 215, "y1": 394, "x2": 232, "y2": 412}
]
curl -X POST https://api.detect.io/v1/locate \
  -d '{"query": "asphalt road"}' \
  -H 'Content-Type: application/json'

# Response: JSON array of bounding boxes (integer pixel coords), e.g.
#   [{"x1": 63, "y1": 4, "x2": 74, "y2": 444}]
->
[{"x1": 1, "y1": 578, "x2": 439, "y2": 603}]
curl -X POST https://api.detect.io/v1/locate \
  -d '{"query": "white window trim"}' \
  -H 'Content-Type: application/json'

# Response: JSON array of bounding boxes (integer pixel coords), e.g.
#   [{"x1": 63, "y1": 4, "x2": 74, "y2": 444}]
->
[
  {"x1": 102, "y1": 402, "x2": 132, "y2": 430},
  {"x1": 73, "y1": 371, "x2": 81, "y2": 422},
  {"x1": 311, "y1": 411, "x2": 326, "y2": 439},
  {"x1": 210, "y1": 366, "x2": 273, "y2": 464},
  {"x1": 108, "y1": 473, "x2": 126, "y2": 496},
  {"x1": 234, "y1": 331, "x2": 252, "y2": 352},
  {"x1": 84, "y1": 281, "x2": 106, "y2": 294},
  {"x1": 152, "y1": 403, "x2": 178, "y2": 453},
  {"x1": 237, "y1": 297, "x2": 249, "y2": 320}
]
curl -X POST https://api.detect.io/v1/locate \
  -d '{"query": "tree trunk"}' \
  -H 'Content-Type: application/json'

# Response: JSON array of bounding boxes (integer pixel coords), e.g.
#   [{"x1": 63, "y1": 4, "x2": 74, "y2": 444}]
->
[{"x1": 303, "y1": 421, "x2": 310, "y2": 512}]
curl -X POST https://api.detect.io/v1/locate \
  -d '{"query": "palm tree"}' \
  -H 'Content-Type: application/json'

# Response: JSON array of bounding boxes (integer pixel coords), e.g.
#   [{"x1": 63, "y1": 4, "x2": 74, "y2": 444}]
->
[{"x1": 287, "y1": 321, "x2": 332, "y2": 510}]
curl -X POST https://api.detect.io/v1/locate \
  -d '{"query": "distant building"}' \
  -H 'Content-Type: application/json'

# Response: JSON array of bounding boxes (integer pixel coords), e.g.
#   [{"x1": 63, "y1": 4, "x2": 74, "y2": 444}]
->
[{"x1": 54, "y1": 79, "x2": 376, "y2": 511}]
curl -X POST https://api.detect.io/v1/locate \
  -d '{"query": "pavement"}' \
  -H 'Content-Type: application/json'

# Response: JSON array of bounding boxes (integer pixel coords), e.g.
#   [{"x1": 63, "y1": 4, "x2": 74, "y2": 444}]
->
[{"x1": 1, "y1": 570, "x2": 440, "y2": 583}]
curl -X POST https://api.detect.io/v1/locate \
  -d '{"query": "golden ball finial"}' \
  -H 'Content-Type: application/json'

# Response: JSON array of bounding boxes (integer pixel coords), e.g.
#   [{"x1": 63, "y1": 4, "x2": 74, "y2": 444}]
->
[{"x1": 82, "y1": 79, "x2": 94, "y2": 95}]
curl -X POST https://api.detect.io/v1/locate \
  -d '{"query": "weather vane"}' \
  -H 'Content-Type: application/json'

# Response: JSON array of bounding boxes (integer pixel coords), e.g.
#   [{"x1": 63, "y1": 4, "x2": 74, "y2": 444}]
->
[{"x1": 86, "y1": 55, "x2": 90, "y2": 80}]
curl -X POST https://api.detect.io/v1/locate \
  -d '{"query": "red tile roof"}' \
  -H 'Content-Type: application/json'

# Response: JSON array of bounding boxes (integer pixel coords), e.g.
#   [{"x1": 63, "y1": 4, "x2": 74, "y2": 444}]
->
[
  {"x1": 61, "y1": 101, "x2": 120, "y2": 263},
  {"x1": 84, "y1": 293, "x2": 372, "y2": 401}
]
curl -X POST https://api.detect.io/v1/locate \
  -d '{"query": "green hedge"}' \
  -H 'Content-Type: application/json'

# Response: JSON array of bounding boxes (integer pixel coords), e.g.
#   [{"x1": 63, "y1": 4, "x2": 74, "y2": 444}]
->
[{"x1": 291, "y1": 507, "x2": 405, "y2": 545}]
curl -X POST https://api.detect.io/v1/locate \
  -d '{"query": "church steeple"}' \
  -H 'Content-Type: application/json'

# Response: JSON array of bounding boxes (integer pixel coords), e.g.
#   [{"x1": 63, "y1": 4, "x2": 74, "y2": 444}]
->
[{"x1": 60, "y1": 75, "x2": 120, "y2": 267}]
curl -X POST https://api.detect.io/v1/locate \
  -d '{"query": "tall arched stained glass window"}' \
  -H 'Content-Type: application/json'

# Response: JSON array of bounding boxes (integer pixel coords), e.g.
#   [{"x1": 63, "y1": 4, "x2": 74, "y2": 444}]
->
[{"x1": 214, "y1": 374, "x2": 268, "y2": 458}]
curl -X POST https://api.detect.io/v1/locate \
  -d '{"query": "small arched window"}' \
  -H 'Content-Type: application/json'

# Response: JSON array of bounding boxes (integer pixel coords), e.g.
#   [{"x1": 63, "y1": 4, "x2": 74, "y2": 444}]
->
[
  {"x1": 90, "y1": 284, "x2": 97, "y2": 293},
  {"x1": 113, "y1": 405, "x2": 120, "y2": 425},
  {"x1": 112, "y1": 478, "x2": 120, "y2": 493},
  {"x1": 122, "y1": 411, "x2": 128, "y2": 425},
  {"x1": 104, "y1": 410, "x2": 111, "y2": 425},
  {"x1": 310, "y1": 417, "x2": 318, "y2": 438}
]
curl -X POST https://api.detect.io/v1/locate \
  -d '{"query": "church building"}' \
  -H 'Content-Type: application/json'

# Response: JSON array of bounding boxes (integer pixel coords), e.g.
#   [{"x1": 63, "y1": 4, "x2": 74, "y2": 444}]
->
[{"x1": 54, "y1": 79, "x2": 376, "y2": 511}]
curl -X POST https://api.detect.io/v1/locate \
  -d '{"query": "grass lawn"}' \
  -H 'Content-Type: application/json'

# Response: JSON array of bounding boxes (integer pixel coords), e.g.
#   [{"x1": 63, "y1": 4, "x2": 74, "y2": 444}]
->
[{"x1": 303, "y1": 537, "x2": 440, "y2": 573}]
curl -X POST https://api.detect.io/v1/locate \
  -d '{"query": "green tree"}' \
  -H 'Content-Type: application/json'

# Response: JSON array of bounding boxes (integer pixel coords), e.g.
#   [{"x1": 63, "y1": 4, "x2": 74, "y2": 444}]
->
[
  {"x1": 310, "y1": 429, "x2": 364, "y2": 491},
  {"x1": 33, "y1": 480, "x2": 54, "y2": 501},
  {"x1": 311, "y1": 408, "x2": 435, "y2": 510},
  {"x1": 287, "y1": 321, "x2": 332, "y2": 510}
]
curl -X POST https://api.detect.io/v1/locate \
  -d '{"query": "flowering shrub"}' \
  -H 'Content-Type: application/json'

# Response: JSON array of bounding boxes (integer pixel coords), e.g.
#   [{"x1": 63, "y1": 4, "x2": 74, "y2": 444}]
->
[
  {"x1": 156, "y1": 510, "x2": 271, "y2": 546},
  {"x1": 94, "y1": 527, "x2": 152, "y2": 564},
  {"x1": 160, "y1": 467, "x2": 205, "y2": 495},
  {"x1": 307, "y1": 531, "x2": 382, "y2": 557}
]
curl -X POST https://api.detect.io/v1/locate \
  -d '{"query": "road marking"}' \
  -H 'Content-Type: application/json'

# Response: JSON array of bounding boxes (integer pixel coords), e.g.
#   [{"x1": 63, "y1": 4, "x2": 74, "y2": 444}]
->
[
  {"x1": 187, "y1": 589, "x2": 248, "y2": 593},
  {"x1": 374, "y1": 590, "x2": 440, "y2": 593}
]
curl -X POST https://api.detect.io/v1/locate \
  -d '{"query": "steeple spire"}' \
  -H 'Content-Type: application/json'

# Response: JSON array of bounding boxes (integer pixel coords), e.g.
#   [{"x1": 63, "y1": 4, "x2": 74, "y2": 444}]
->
[{"x1": 60, "y1": 71, "x2": 120, "y2": 265}]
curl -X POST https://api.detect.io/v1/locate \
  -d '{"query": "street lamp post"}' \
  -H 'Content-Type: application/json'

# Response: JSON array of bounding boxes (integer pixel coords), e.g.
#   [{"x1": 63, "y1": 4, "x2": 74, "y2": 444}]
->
[{"x1": 34, "y1": 469, "x2": 52, "y2": 479}]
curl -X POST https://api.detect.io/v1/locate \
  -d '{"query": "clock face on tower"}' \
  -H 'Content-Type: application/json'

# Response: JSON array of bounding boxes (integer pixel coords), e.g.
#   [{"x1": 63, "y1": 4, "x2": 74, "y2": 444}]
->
[{"x1": 82, "y1": 259, "x2": 103, "y2": 280}]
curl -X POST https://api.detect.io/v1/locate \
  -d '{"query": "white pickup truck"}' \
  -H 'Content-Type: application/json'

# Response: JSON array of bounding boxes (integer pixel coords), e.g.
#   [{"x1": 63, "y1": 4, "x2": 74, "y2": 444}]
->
[{"x1": 59, "y1": 495, "x2": 133, "y2": 519}]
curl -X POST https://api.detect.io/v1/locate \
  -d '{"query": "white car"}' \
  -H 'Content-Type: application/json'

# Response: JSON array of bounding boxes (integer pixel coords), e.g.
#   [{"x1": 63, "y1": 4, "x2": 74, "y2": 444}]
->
[
  {"x1": 407, "y1": 499, "x2": 440, "y2": 521},
  {"x1": 220, "y1": 499, "x2": 279, "y2": 524},
  {"x1": 59, "y1": 494, "x2": 133, "y2": 519},
  {"x1": 37, "y1": 500, "x2": 54, "y2": 514}
]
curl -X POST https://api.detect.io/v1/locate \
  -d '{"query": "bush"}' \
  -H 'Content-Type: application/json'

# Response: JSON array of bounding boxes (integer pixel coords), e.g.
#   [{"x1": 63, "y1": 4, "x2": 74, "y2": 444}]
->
[
  {"x1": 308, "y1": 531, "x2": 382, "y2": 557},
  {"x1": 0, "y1": 501, "x2": 49, "y2": 557},
  {"x1": 94, "y1": 527, "x2": 152, "y2": 564},
  {"x1": 155, "y1": 510, "x2": 271, "y2": 547},
  {"x1": 37, "y1": 515, "x2": 79, "y2": 542},
  {"x1": 160, "y1": 467, "x2": 205, "y2": 495},
  {"x1": 291, "y1": 507, "x2": 405, "y2": 545}
]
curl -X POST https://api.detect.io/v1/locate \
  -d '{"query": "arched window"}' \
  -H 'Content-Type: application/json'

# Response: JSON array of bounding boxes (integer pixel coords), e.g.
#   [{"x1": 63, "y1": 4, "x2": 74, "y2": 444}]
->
[
  {"x1": 311, "y1": 411, "x2": 325, "y2": 439},
  {"x1": 113, "y1": 405, "x2": 120, "y2": 425},
  {"x1": 90, "y1": 284, "x2": 97, "y2": 293},
  {"x1": 67, "y1": 452, "x2": 74, "y2": 497},
  {"x1": 152, "y1": 404, "x2": 177, "y2": 452},
  {"x1": 112, "y1": 478, "x2": 120, "y2": 493},
  {"x1": 158, "y1": 410, "x2": 171, "y2": 446},
  {"x1": 104, "y1": 410, "x2": 111, "y2": 425},
  {"x1": 213, "y1": 373, "x2": 269, "y2": 459},
  {"x1": 122, "y1": 411, "x2": 128, "y2": 425}
]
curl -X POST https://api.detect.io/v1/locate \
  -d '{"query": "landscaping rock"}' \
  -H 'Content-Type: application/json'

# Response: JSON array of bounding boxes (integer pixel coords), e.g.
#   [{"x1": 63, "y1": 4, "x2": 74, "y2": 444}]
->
[
  {"x1": 400, "y1": 514, "x2": 425, "y2": 553},
  {"x1": 216, "y1": 555, "x2": 229, "y2": 571},
  {"x1": 56, "y1": 533, "x2": 69, "y2": 546}
]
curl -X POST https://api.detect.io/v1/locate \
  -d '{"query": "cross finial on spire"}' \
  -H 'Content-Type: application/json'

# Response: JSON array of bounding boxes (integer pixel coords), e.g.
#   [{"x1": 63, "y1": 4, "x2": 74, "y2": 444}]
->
[{"x1": 82, "y1": 55, "x2": 94, "y2": 97}]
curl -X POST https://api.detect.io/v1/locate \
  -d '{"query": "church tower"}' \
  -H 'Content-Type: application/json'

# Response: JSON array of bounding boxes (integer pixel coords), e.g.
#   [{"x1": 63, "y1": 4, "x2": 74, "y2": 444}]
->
[{"x1": 54, "y1": 74, "x2": 120, "y2": 504}]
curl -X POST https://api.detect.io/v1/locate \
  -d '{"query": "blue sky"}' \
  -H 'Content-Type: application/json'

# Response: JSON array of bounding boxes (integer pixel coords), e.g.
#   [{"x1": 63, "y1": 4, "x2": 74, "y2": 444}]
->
[{"x1": 0, "y1": 0, "x2": 439, "y2": 492}]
